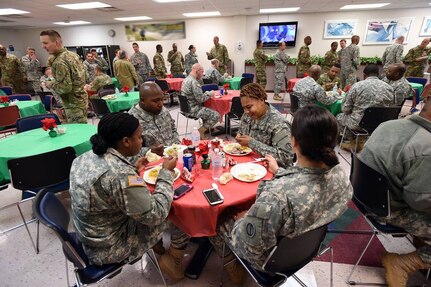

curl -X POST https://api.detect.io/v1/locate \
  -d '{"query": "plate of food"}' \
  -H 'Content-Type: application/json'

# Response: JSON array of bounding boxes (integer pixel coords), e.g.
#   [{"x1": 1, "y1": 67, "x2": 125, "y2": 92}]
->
[
  {"x1": 145, "y1": 150, "x2": 161, "y2": 162},
  {"x1": 164, "y1": 144, "x2": 187, "y2": 157},
  {"x1": 223, "y1": 143, "x2": 252, "y2": 156},
  {"x1": 143, "y1": 166, "x2": 181, "y2": 185},
  {"x1": 230, "y1": 163, "x2": 267, "y2": 182},
  {"x1": 101, "y1": 94, "x2": 116, "y2": 100}
]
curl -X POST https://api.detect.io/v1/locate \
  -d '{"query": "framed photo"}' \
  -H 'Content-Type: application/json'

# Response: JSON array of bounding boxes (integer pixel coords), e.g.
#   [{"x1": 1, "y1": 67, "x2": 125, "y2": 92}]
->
[
  {"x1": 323, "y1": 20, "x2": 358, "y2": 39},
  {"x1": 419, "y1": 16, "x2": 431, "y2": 36},
  {"x1": 125, "y1": 21, "x2": 186, "y2": 41},
  {"x1": 363, "y1": 18, "x2": 414, "y2": 45}
]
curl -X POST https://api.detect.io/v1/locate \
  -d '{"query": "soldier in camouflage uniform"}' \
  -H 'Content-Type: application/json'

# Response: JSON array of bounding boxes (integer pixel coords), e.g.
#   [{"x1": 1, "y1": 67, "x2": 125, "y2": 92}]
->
[
  {"x1": 87, "y1": 66, "x2": 113, "y2": 94},
  {"x1": 114, "y1": 50, "x2": 138, "y2": 90},
  {"x1": 184, "y1": 45, "x2": 198, "y2": 76},
  {"x1": 83, "y1": 51, "x2": 98, "y2": 83},
  {"x1": 131, "y1": 42, "x2": 153, "y2": 84},
  {"x1": 337, "y1": 39, "x2": 347, "y2": 63},
  {"x1": 0, "y1": 44, "x2": 26, "y2": 93},
  {"x1": 360, "y1": 100, "x2": 431, "y2": 287},
  {"x1": 274, "y1": 41, "x2": 289, "y2": 101},
  {"x1": 322, "y1": 42, "x2": 338, "y2": 73},
  {"x1": 153, "y1": 44, "x2": 167, "y2": 79},
  {"x1": 382, "y1": 64, "x2": 413, "y2": 106},
  {"x1": 168, "y1": 43, "x2": 184, "y2": 76},
  {"x1": 296, "y1": 36, "x2": 312, "y2": 78},
  {"x1": 204, "y1": 59, "x2": 226, "y2": 84},
  {"x1": 294, "y1": 65, "x2": 341, "y2": 108},
  {"x1": 128, "y1": 82, "x2": 180, "y2": 147},
  {"x1": 40, "y1": 30, "x2": 88, "y2": 123},
  {"x1": 21, "y1": 47, "x2": 42, "y2": 95},
  {"x1": 206, "y1": 36, "x2": 229, "y2": 74},
  {"x1": 253, "y1": 40, "x2": 267, "y2": 89},
  {"x1": 235, "y1": 83, "x2": 293, "y2": 168},
  {"x1": 340, "y1": 35, "x2": 360, "y2": 88},
  {"x1": 91, "y1": 48, "x2": 109, "y2": 73},
  {"x1": 317, "y1": 63, "x2": 342, "y2": 91},
  {"x1": 210, "y1": 105, "x2": 352, "y2": 274},
  {"x1": 382, "y1": 36, "x2": 404, "y2": 75},
  {"x1": 181, "y1": 63, "x2": 219, "y2": 139},
  {"x1": 70, "y1": 112, "x2": 177, "y2": 266},
  {"x1": 403, "y1": 38, "x2": 431, "y2": 78}
]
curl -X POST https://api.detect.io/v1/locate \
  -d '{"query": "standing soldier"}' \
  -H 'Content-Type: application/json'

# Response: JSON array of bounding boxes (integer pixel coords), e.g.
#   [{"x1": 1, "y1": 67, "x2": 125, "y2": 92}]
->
[
  {"x1": 403, "y1": 38, "x2": 431, "y2": 78},
  {"x1": 83, "y1": 51, "x2": 98, "y2": 83},
  {"x1": 130, "y1": 42, "x2": 153, "y2": 84},
  {"x1": 91, "y1": 48, "x2": 109, "y2": 73},
  {"x1": 206, "y1": 36, "x2": 229, "y2": 74},
  {"x1": 39, "y1": 30, "x2": 88, "y2": 123},
  {"x1": 274, "y1": 41, "x2": 289, "y2": 101},
  {"x1": 22, "y1": 47, "x2": 42, "y2": 96},
  {"x1": 184, "y1": 45, "x2": 198, "y2": 76},
  {"x1": 322, "y1": 42, "x2": 338, "y2": 73},
  {"x1": 168, "y1": 43, "x2": 184, "y2": 76},
  {"x1": 153, "y1": 44, "x2": 167, "y2": 79},
  {"x1": 337, "y1": 39, "x2": 347, "y2": 63},
  {"x1": 340, "y1": 35, "x2": 360, "y2": 88},
  {"x1": 0, "y1": 44, "x2": 26, "y2": 93},
  {"x1": 382, "y1": 36, "x2": 405, "y2": 76},
  {"x1": 253, "y1": 40, "x2": 267, "y2": 89},
  {"x1": 296, "y1": 36, "x2": 312, "y2": 78}
]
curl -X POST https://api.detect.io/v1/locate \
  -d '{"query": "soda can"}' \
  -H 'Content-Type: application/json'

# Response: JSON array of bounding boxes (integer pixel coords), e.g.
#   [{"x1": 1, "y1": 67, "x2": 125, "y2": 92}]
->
[
  {"x1": 220, "y1": 88, "x2": 224, "y2": 95},
  {"x1": 183, "y1": 154, "x2": 194, "y2": 171}
]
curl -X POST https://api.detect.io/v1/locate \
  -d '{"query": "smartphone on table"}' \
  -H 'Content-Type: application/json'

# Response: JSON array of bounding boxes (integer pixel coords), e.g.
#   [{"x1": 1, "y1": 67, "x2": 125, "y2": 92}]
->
[
  {"x1": 173, "y1": 184, "x2": 193, "y2": 200},
  {"x1": 202, "y1": 188, "x2": 224, "y2": 206}
]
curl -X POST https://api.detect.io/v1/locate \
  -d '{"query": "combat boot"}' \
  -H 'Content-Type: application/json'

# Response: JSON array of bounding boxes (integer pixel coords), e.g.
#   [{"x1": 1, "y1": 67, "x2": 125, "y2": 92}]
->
[
  {"x1": 355, "y1": 137, "x2": 368, "y2": 152},
  {"x1": 340, "y1": 140, "x2": 355, "y2": 152},
  {"x1": 381, "y1": 251, "x2": 431, "y2": 287},
  {"x1": 273, "y1": 94, "x2": 283, "y2": 101},
  {"x1": 152, "y1": 239, "x2": 165, "y2": 255},
  {"x1": 158, "y1": 246, "x2": 185, "y2": 282},
  {"x1": 198, "y1": 126, "x2": 207, "y2": 140},
  {"x1": 223, "y1": 252, "x2": 247, "y2": 286}
]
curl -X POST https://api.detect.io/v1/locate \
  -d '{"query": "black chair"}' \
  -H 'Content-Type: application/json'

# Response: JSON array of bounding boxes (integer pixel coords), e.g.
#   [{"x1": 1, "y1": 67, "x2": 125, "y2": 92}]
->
[
  {"x1": 90, "y1": 98, "x2": 111, "y2": 119},
  {"x1": 33, "y1": 188, "x2": 167, "y2": 287},
  {"x1": 241, "y1": 73, "x2": 254, "y2": 81},
  {"x1": 9, "y1": 94, "x2": 32, "y2": 101},
  {"x1": 1, "y1": 147, "x2": 76, "y2": 253},
  {"x1": 201, "y1": 84, "x2": 218, "y2": 93},
  {"x1": 43, "y1": 95, "x2": 54, "y2": 112},
  {"x1": 0, "y1": 86, "x2": 13, "y2": 95},
  {"x1": 16, "y1": 114, "x2": 61, "y2": 133},
  {"x1": 176, "y1": 93, "x2": 200, "y2": 136},
  {"x1": 98, "y1": 88, "x2": 116, "y2": 98},
  {"x1": 202, "y1": 78, "x2": 213, "y2": 85},
  {"x1": 239, "y1": 77, "x2": 253, "y2": 89},
  {"x1": 226, "y1": 97, "x2": 244, "y2": 136},
  {"x1": 146, "y1": 77, "x2": 156, "y2": 82},
  {"x1": 221, "y1": 225, "x2": 333, "y2": 287},
  {"x1": 289, "y1": 93, "x2": 300, "y2": 115},
  {"x1": 155, "y1": 79, "x2": 178, "y2": 107},
  {"x1": 102, "y1": 83, "x2": 115, "y2": 90},
  {"x1": 173, "y1": 74, "x2": 186, "y2": 78}
]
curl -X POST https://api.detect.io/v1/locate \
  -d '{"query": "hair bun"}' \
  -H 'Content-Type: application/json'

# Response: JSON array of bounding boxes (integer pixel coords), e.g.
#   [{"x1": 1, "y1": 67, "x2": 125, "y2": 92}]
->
[{"x1": 90, "y1": 134, "x2": 108, "y2": 155}]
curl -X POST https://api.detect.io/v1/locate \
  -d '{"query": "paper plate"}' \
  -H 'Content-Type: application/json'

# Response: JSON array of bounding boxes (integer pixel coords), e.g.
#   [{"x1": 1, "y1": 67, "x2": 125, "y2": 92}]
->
[
  {"x1": 164, "y1": 144, "x2": 187, "y2": 157},
  {"x1": 145, "y1": 150, "x2": 161, "y2": 163},
  {"x1": 223, "y1": 143, "x2": 252, "y2": 156},
  {"x1": 143, "y1": 166, "x2": 181, "y2": 185},
  {"x1": 230, "y1": 163, "x2": 267, "y2": 182},
  {"x1": 101, "y1": 94, "x2": 116, "y2": 100}
]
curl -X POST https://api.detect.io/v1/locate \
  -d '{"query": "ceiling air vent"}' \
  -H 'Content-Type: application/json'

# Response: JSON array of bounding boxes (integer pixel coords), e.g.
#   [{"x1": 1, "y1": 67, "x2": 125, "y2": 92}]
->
[{"x1": 96, "y1": 7, "x2": 123, "y2": 12}]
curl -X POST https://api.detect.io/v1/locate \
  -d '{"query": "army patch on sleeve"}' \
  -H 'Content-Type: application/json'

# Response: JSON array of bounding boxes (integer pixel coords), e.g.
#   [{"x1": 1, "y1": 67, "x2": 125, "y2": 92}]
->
[
  {"x1": 246, "y1": 223, "x2": 256, "y2": 238},
  {"x1": 127, "y1": 176, "x2": 146, "y2": 187}
]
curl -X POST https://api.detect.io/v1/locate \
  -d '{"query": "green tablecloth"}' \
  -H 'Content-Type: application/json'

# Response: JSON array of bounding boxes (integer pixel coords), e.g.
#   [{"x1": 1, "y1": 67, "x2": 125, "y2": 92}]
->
[
  {"x1": 220, "y1": 77, "x2": 242, "y2": 90},
  {"x1": 0, "y1": 123, "x2": 96, "y2": 181},
  {"x1": 316, "y1": 99, "x2": 343, "y2": 116},
  {"x1": 409, "y1": 82, "x2": 423, "y2": 98},
  {"x1": 112, "y1": 77, "x2": 121, "y2": 89},
  {"x1": 104, "y1": 92, "x2": 140, "y2": 112},
  {"x1": 0, "y1": 101, "x2": 46, "y2": 117}
]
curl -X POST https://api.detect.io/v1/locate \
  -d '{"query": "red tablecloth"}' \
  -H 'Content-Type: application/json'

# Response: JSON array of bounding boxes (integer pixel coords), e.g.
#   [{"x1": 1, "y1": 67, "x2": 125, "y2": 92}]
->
[
  {"x1": 204, "y1": 90, "x2": 240, "y2": 122},
  {"x1": 141, "y1": 151, "x2": 272, "y2": 237},
  {"x1": 164, "y1": 78, "x2": 184, "y2": 91},
  {"x1": 287, "y1": 78, "x2": 301, "y2": 92}
]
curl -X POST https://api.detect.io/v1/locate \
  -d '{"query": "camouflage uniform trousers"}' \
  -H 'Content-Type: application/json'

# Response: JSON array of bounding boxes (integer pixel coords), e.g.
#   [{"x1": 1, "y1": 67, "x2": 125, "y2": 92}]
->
[
  {"x1": 26, "y1": 80, "x2": 42, "y2": 95},
  {"x1": 405, "y1": 66, "x2": 425, "y2": 78},
  {"x1": 255, "y1": 68, "x2": 267, "y2": 89},
  {"x1": 274, "y1": 72, "x2": 286, "y2": 94},
  {"x1": 62, "y1": 96, "x2": 88, "y2": 123},
  {"x1": 169, "y1": 223, "x2": 191, "y2": 250},
  {"x1": 378, "y1": 209, "x2": 431, "y2": 263},
  {"x1": 340, "y1": 70, "x2": 358, "y2": 88},
  {"x1": 196, "y1": 107, "x2": 219, "y2": 130},
  {"x1": 296, "y1": 64, "x2": 310, "y2": 78}
]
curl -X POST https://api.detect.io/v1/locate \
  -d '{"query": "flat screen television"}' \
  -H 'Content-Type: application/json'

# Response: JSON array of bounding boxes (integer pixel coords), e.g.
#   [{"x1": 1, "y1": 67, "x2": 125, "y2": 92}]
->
[{"x1": 259, "y1": 21, "x2": 298, "y2": 48}]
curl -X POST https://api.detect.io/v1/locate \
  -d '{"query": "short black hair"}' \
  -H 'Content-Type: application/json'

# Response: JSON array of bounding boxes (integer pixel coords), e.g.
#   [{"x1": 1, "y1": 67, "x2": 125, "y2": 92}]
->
[
  {"x1": 364, "y1": 64, "x2": 379, "y2": 76},
  {"x1": 188, "y1": 45, "x2": 194, "y2": 50},
  {"x1": 256, "y1": 40, "x2": 262, "y2": 45},
  {"x1": 332, "y1": 63, "x2": 341, "y2": 69}
]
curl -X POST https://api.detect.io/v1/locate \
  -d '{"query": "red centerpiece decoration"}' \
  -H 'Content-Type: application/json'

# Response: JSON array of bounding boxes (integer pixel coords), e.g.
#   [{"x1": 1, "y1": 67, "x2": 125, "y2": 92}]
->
[
  {"x1": 41, "y1": 117, "x2": 58, "y2": 137},
  {"x1": 0, "y1": 96, "x2": 9, "y2": 106},
  {"x1": 223, "y1": 83, "x2": 229, "y2": 95},
  {"x1": 121, "y1": 86, "x2": 130, "y2": 96}
]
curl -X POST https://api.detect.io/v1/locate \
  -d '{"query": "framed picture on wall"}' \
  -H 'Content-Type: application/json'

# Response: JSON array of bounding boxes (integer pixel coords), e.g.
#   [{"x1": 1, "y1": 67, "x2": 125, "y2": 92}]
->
[
  {"x1": 363, "y1": 18, "x2": 414, "y2": 45},
  {"x1": 323, "y1": 20, "x2": 358, "y2": 39},
  {"x1": 419, "y1": 16, "x2": 431, "y2": 36}
]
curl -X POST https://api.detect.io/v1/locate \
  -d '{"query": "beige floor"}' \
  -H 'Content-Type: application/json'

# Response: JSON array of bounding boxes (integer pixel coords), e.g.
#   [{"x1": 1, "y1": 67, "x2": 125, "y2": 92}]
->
[{"x1": 0, "y1": 94, "x2": 429, "y2": 287}]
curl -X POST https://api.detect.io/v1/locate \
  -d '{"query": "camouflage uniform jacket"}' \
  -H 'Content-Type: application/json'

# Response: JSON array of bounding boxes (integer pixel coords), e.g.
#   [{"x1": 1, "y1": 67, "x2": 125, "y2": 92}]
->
[
  {"x1": 89, "y1": 73, "x2": 112, "y2": 92},
  {"x1": 317, "y1": 73, "x2": 342, "y2": 91},
  {"x1": 239, "y1": 104, "x2": 293, "y2": 168},
  {"x1": 207, "y1": 44, "x2": 229, "y2": 73},
  {"x1": 0, "y1": 53, "x2": 26, "y2": 92},
  {"x1": 181, "y1": 74, "x2": 212, "y2": 116},
  {"x1": 70, "y1": 148, "x2": 174, "y2": 265},
  {"x1": 339, "y1": 76, "x2": 394, "y2": 129},
  {"x1": 21, "y1": 55, "x2": 42, "y2": 81},
  {"x1": 322, "y1": 50, "x2": 338, "y2": 73},
  {"x1": 340, "y1": 44, "x2": 360, "y2": 72},
  {"x1": 184, "y1": 52, "x2": 198, "y2": 75},
  {"x1": 221, "y1": 164, "x2": 352, "y2": 270},
  {"x1": 296, "y1": 45, "x2": 311, "y2": 75},
  {"x1": 153, "y1": 52, "x2": 167, "y2": 79},
  {"x1": 128, "y1": 104, "x2": 180, "y2": 146},
  {"x1": 274, "y1": 50, "x2": 289, "y2": 73},
  {"x1": 204, "y1": 66, "x2": 225, "y2": 84},
  {"x1": 403, "y1": 45, "x2": 431, "y2": 77},
  {"x1": 382, "y1": 43, "x2": 404, "y2": 70},
  {"x1": 293, "y1": 76, "x2": 340, "y2": 108},
  {"x1": 167, "y1": 50, "x2": 184, "y2": 75},
  {"x1": 131, "y1": 52, "x2": 153, "y2": 77},
  {"x1": 95, "y1": 56, "x2": 109, "y2": 72},
  {"x1": 83, "y1": 60, "x2": 98, "y2": 83},
  {"x1": 382, "y1": 76, "x2": 413, "y2": 105},
  {"x1": 49, "y1": 48, "x2": 87, "y2": 109},
  {"x1": 253, "y1": 48, "x2": 267, "y2": 72},
  {"x1": 114, "y1": 59, "x2": 138, "y2": 89}
]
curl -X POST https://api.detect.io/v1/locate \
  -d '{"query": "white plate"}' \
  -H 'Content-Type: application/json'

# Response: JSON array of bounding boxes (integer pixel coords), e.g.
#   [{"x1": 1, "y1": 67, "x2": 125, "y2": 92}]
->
[
  {"x1": 223, "y1": 143, "x2": 252, "y2": 156},
  {"x1": 101, "y1": 94, "x2": 116, "y2": 100},
  {"x1": 143, "y1": 166, "x2": 181, "y2": 185},
  {"x1": 230, "y1": 163, "x2": 267, "y2": 182},
  {"x1": 164, "y1": 144, "x2": 187, "y2": 157},
  {"x1": 145, "y1": 150, "x2": 161, "y2": 163}
]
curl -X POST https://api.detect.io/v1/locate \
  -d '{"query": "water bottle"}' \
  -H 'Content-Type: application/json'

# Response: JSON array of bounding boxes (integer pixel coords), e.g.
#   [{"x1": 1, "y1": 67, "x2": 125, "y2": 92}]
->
[
  {"x1": 177, "y1": 149, "x2": 184, "y2": 164},
  {"x1": 332, "y1": 83, "x2": 338, "y2": 94},
  {"x1": 191, "y1": 127, "x2": 200, "y2": 146},
  {"x1": 115, "y1": 87, "x2": 120, "y2": 94},
  {"x1": 212, "y1": 148, "x2": 223, "y2": 181}
]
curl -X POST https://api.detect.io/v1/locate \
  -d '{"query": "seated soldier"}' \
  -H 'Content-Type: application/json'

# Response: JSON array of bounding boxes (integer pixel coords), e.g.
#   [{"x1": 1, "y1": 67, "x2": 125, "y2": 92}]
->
[
  {"x1": 317, "y1": 63, "x2": 343, "y2": 92},
  {"x1": 87, "y1": 66, "x2": 113, "y2": 94},
  {"x1": 382, "y1": 63, "x2": 413, "y2": 106},
  {"x1": 204, "y1": 59, "x2": 227, "y2": 84}
]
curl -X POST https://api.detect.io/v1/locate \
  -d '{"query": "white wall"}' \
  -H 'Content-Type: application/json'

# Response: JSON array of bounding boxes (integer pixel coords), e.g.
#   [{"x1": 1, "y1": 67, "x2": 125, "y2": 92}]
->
[{"x1": 1, "y1": 7, "x2": 429, "y2": 75}]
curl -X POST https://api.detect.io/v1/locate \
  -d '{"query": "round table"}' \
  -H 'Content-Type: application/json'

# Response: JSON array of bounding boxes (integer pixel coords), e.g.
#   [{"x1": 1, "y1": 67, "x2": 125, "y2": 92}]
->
[
  {"x1": 0, "y1": 124, "x2": 96, "y2": 181},
  {"x1": 164, "y1": 78, "x2": 184, "y2": 91},
  {"x1": 204, "y1": 90, "x2": 240, "y2": 122},
  {"x1": 104, "y1": 92, "x2": 140, "y2": 112},
  {"x1": 287, "y1": 78, "x2": 301, "y2": 92},
  {"x1": 409, "y1": 82, "x2": 424, "y2": 98},
  {"x1": 220, "y1": 77, "x2": 242, "y2": 90},
  {"x1": 0, "y1": 101, "x2": 46, "y2": 118}
]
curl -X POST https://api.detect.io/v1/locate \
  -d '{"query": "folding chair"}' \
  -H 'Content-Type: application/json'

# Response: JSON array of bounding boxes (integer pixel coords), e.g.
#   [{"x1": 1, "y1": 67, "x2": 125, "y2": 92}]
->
[
  {"x1": 0, "y1": 105, "x2": 20, "y2": 138},
  {"x1": 98, "y1": 88, "x2": 116, "y2": 98},
  {"x1": 176, "y1": 94, "x2": 200, "y2": 136},
  {"x1": 0, "y1": 86, "x2": 13, "y2": 95},
  {"x1": 239, "y1": 77, "x2": 253, "y2": 89},
  {"x1": 173, "y1": 74, "x2": 186, "y2": 78},
  {"x1": 407, "y1": 77, "x2": 427, "y2": 110},
  {"x1": 16, "y1": 114, "x2": 61, "y2": 133},
  {"x1": 241, "y1": 73, "x2": 254, "y2": 81},
  {"x1": 201, "y1": 84, "x2": 218, "y2": 93},
  {"x1": 226, "y1": 97, "x2": 243, "y2": 137},
  {"x1": 155, "y1": 79, "x2": 178, "y2": 107},
  {"x1": 90, "y1": 98, "x2": 111, "y2": 120},
  {"x1": 33, "y1": 188, "x2": 167, "y2": 287},
  {"x1": 221, "y1": 225, "x2": 333, "y2": 287},
  {"x1": 9, "y1": 94, "x2": 32, "y2": 101}
]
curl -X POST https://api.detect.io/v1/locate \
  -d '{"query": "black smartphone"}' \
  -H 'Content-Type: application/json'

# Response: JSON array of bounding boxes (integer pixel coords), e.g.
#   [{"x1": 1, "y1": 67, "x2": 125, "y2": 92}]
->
[
  {"x1": 174, "y1": 184, "x2": 193, "y2": 200},
  {"x1": 202, "y1": 188, "x2": 224, "y2": 206}
]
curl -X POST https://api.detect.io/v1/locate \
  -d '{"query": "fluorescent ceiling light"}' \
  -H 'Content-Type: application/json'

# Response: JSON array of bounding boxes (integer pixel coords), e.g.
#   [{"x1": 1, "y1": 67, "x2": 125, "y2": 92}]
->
[
  {"x1": 340, "y1": 3, "x2": 390, "y2": 9},
  {"x1": 154, "y1": 0, "x2": 197, "y2": 2},
  {"x1": 260, "y1": 7, "x2": 300, "y2": 13},
  {"x1": 53, "y1": 20, "x2": 91, "y2": 25},
  {"x1": 56, "y1": 2, "x2": 111, "y2": 10},
  {"x1": 114, "y1": 16, "x2": 152, "y2": 21},
  {"x1": 183, "y1": 11, "x2": 221, "y2": 17},
  {"x1": 0, "y1": 8, "x2": 30, "y2": 15}
]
